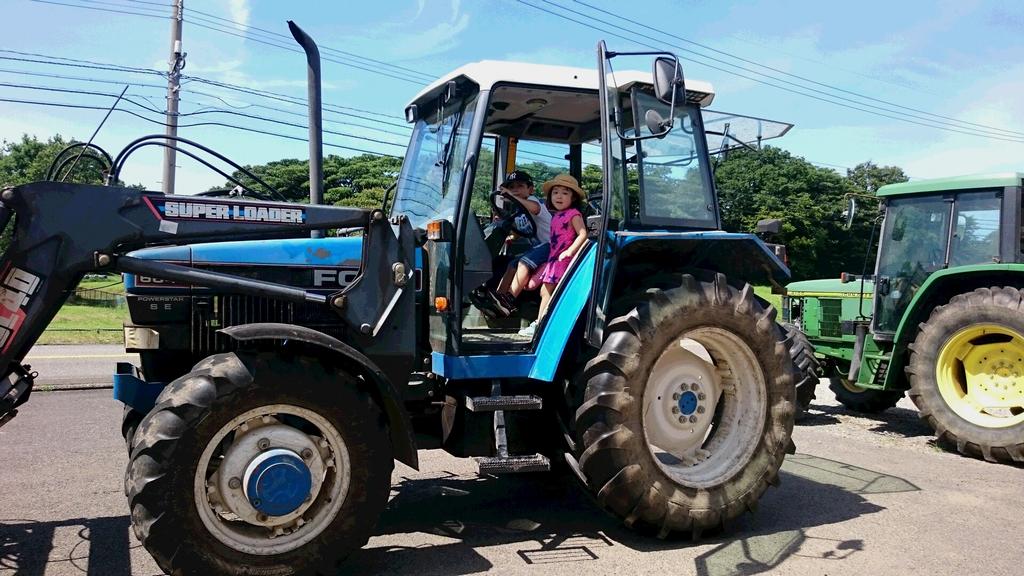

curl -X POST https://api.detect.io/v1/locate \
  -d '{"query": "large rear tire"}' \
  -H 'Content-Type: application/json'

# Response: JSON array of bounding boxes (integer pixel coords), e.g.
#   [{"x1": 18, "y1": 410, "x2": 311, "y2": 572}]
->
[
  {"x1": 783, "y1": 323, "x2": 820, "y2": 419},
  {"x1": 907, "y1": 287, "x2": 1024, "y2": 463},
  {"x1": 125, "y1": 351, "x2": 393, "y2": 575},
  {"x1": 575, "y1": 273, "x2": 796, "y2": 537}
]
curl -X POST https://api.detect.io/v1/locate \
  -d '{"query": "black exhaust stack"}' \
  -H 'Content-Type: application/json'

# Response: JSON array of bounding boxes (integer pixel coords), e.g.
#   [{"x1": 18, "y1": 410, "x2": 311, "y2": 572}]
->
[{"x1": 288, "y1": 21, "x2": 324, "y2": 235}]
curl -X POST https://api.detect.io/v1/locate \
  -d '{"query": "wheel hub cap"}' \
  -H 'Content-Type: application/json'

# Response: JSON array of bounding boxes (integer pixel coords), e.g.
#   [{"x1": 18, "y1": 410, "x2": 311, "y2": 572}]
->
[{"x1": 244, "y1": 449, "x2": 313, "y2": 517}]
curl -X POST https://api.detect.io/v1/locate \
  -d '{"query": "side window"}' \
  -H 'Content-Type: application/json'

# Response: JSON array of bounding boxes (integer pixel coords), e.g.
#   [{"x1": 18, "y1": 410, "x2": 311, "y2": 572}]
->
[
  {"x1": 951, "y1": 191, "x2": 1001, "y2": 266},
  {"x1": 470, "y1": 136, "x2": 497, "y2": 217}
]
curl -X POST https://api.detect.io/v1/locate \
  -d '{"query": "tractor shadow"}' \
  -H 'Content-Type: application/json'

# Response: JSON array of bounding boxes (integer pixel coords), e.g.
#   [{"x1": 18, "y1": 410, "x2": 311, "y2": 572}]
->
[
  {"x1": 0, "y1": 515, "x2": 148, "y2": 576},
  {"x1": 799, "y1": 401, "x2": 934, "y2": 439},
  {"x1": 346, "y1": 453, "x2": 918, "y2": 576},
  {"x1": 0, "y1": 456, "x2": 920, "y2": 576}
]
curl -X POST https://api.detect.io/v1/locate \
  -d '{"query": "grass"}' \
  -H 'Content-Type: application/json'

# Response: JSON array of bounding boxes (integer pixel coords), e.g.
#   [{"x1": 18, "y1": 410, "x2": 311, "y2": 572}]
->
[
  {"x1": 36, "y1": 275, "x2": 127, "y2": 345},
  {"x1": 754, "y1": 285, "x2": 784, "y2": 312}
]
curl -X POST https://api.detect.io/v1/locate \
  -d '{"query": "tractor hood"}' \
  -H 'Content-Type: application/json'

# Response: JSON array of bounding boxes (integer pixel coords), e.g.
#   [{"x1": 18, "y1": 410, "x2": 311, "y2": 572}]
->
[
  {"x1": 127, "y1": 237, "x2": 364, "y2": 267},
  {"x1": 124, "y1": 237, "x2": 365, "y2": 293},
  {"x1": 786, "y1": 278, "x2": 874, "y2": 298}
]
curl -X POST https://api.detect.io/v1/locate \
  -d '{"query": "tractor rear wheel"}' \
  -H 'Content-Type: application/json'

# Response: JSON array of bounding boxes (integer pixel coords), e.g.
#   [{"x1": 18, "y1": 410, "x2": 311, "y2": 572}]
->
[
  {"x1": 575, "y1": 273, "x2": 795, "y2": 537},
  {"x1": 828, "y1": 376, "x2": 903, "y2": 413},
  {"x1": 125, "y1": 351, "x2": 392, "y2": 575},
  {"x1": 783, "y1": 323, "x2": 820, "y2": 419},
  {"x1": 907, "y1": 287, "x2": 1024, "y2": 463}
]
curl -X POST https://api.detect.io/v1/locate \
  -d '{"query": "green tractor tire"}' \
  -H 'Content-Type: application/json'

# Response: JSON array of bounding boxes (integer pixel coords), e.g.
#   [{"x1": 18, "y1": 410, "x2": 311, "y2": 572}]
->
[
  {"x1": 907, "y1": 286, "x2": 1024, "y2": 463},
  {"x1": 828, "y1": 377, "x2": 903, "y2": 413},
  {"x1": 574, "y1": 273, "x2": 795, "y2": 538},
  {"x1": 125, "y1": 351, "x2": 393, "y2": 575}
]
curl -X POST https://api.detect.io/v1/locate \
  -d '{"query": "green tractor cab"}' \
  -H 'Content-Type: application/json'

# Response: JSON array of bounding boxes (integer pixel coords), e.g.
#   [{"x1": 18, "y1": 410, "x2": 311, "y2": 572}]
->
[{"x1": 786, "y1": 172, "x2": 1024, "y2": 463}]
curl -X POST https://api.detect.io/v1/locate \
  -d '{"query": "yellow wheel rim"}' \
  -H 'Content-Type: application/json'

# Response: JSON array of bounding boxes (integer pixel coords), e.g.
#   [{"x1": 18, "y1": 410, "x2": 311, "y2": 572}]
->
[{"x1": 935, "y1": 324, "x2": 1024, "y2": 428}]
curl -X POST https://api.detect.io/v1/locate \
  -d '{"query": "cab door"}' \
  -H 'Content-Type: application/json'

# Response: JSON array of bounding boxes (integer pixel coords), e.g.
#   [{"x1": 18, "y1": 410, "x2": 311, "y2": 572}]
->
[{"x1": 586, "y1": 40, "x2": 627, "y2": 347}]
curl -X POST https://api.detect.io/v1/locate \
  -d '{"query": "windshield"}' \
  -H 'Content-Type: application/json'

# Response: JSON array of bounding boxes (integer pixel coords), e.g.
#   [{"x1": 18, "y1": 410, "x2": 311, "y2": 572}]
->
[
  {"x1": 874, "y1": 195, "x2": 950, "y2": 333},
  {"x1": 633, "y1": 91, "x2": 716, "y2": 228},
  {"x1": 393, "y1": 88, "x2": 480, "y2": 228},
  {"x1": 874, "y1": 190, "x2": 1003, "y2": 333}
]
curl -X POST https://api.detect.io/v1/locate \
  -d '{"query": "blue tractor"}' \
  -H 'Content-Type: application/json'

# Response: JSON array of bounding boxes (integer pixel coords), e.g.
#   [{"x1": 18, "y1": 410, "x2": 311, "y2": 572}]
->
[{"x1": 1, "y1": 26, "x2": 798, "y2": 575}]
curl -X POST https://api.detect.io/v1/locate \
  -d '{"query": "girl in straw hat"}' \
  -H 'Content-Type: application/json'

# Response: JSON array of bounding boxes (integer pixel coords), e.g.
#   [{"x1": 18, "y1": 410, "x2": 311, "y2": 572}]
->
[{"x1": 518, "y1": 174, "x2": 589, "y2": 337}]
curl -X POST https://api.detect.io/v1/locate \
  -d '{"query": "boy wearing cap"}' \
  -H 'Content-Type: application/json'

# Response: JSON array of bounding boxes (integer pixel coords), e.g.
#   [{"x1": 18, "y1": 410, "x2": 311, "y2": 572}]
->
[{"x1": 470, "y1": 170, "x2": 551, "y2": 318}]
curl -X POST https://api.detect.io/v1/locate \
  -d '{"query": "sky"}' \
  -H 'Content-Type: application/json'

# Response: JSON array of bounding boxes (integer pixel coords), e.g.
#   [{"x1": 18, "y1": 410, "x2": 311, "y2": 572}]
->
[{"x1": 2, "y1": 0, "x2": 1023, "y2": 193}]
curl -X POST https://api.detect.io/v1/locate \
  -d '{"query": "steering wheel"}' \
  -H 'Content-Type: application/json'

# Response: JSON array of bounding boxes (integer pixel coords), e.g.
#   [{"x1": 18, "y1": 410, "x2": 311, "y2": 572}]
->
[{"x1": 489, "y1": 190, "x2": 538, "y2": 239}]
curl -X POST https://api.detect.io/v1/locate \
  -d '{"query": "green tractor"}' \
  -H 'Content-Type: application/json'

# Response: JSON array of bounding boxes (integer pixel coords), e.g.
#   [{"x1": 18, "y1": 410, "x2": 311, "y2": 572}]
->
[{"x1": 785, "y1": 173, "x2": 1024, "y2": 463}]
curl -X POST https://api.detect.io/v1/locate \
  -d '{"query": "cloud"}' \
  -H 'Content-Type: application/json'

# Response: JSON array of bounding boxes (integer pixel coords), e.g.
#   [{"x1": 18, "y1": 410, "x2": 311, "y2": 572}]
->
[
  {"x1": 228, "y1": 0, "x2": 250, "y2": 28},
  {"x1": 353, "y1": 0, "x2": 469, "y2": 60}
]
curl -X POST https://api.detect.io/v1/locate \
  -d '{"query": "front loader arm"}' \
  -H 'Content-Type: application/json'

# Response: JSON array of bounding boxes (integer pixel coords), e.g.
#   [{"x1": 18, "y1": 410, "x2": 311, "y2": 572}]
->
[{"x1": 0, "y1": 181, "x2": 398, "y2": 423}]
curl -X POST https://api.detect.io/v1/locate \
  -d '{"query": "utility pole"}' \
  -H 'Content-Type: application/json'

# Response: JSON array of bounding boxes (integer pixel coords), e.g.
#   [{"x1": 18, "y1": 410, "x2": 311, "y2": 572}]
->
[{"x1": 162, "y1": 0, "x2": 185, "y2": 195}]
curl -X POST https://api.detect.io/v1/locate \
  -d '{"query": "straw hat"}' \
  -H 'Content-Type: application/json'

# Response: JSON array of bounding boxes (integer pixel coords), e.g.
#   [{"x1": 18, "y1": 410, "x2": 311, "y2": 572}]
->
[{"x1": 542, "y1": 174, "x2": 586, "y2": 199}]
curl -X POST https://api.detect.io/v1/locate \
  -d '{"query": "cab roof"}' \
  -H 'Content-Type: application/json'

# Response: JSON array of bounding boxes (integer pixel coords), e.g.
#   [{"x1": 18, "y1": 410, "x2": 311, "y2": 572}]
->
[
  {"x1": 408, "y1": 60, "x2": 715, "y2": 109},
  {"x1": 876, "y1": 172, "x2": 1024, "y2": 198}
]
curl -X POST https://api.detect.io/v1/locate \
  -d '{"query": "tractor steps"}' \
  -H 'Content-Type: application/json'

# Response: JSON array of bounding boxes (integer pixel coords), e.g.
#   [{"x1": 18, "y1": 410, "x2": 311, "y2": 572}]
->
[
  {"x1": 473, "y1": 381, "x2": 549, "y2": 474},
  {"x1": 466, "y1": 394, "x2": 542, "y2": 412}
]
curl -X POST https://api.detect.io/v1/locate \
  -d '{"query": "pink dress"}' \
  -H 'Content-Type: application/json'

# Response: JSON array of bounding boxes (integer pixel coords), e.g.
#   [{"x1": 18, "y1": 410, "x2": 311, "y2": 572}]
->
[{"x1": 533, "y1": 208, "x2": 582, "y2": 286}]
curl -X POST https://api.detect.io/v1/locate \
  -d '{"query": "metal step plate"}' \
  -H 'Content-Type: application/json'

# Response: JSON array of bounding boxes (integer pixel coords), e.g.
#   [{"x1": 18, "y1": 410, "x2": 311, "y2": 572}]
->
[
  {"x1": 466, "y1": 394, "x2": 543, "y2": 412},
  {"x1": 476, "y1": 454, "x2": 551, "y2": 474}
]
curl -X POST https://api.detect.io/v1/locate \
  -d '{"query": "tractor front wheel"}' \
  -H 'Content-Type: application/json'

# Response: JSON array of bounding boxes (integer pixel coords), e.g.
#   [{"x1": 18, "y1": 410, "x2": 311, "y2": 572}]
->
[
  {"x1": 783, "y1": 323, "x2": 820, "y2": 419},
  {"x1": 575, "y1": 273, "x2": 795, "y2": 537},
  {"x1": 828, "y1": 376, "x2": 903, "y2": 413},
  {"x1": 125, "y1": 351, "x2": 393, "y2": 575},
  {"x1": 908, "y1": 287, "x2": 1024, "y2": 463}
]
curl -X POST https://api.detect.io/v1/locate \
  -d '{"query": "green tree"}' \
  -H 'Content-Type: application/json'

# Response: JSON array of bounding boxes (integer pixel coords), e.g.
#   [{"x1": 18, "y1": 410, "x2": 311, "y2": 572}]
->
[
  {"x1": 713, "y1": 146, "x2": 857, "y2": 280},
  {"x1": 847, "y1": 161, "x2": 908, "y2": 195},
  {"x1": 0, "y1": 134, "x2": 109, "y2": 186},
  {"x1": 219, "y1": 154, "x2": 402, "y2": 209}
]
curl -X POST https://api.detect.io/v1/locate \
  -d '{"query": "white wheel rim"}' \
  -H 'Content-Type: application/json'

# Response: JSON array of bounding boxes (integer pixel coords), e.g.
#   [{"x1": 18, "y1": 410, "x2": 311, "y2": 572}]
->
[
  {"x1": 643, "y1": 328, "x2": 768, "y2": 488},
  {"x1": 194, "y1": 404, "x2": 351, "y2": 555}
]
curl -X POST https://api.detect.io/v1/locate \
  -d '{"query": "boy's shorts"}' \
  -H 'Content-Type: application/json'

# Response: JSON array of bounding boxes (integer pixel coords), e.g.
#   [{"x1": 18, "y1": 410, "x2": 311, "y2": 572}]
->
[{"x1": 517, "y1": 242, "x2": 550, "y2": 271}]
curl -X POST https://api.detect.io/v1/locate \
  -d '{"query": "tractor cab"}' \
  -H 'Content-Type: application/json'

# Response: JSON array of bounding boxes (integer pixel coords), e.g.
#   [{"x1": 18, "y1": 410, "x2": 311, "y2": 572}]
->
[
  {"x1": 393, "y1": 52, "x2": 789, "y2": 374},
  {"x1": 865, "y1": 174, "x2": 1022, "y2": 337}
]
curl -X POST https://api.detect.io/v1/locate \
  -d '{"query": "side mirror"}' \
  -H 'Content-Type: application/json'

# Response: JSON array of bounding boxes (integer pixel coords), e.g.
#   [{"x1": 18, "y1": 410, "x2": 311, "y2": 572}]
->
[
  {"x1": 653, "y1": 57, "x2": 685, "y2": 105},
  {"x1": 844, "y1": 196, "x2": 857, "y2": 230},
  {"x1": 644, "y1": 109, "x2": 671, "y2": 137}
]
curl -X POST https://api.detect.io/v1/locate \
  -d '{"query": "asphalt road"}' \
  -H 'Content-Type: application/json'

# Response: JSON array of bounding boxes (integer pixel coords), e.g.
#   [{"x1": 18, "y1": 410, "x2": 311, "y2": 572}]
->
[{"x1": 1, "y1": 351, "x2": 1022, "y2": 575}]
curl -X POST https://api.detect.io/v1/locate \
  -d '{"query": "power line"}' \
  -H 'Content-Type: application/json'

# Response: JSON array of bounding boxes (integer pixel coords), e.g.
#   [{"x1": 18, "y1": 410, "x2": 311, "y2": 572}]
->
[
  {"x1": 183, "y1": 5, "x2": 437, "y2": 82},
  {"x1": 32, "y1": 0, "x2": 433, "y2": 86},
  {"x1": 30, "y1": 0, "x2": 166, "y2": 20},
  {"x1": 516, "y1": 0, "x2": 1024, "y2": 144},
  {"x1": 570, "y1": 0, "x2": 1024, "y2": 139},
  {"x1": 0, "y1": 49, "x2": 412, "y2": 127},
  {"x1": 0, "y1": 82, "x2": 409, "y2": 149},
  {"x1": 0, "y1": 96, "x2": 402, "y2": 159},
  {"x1": 183, "y1": 18, "x2": 423, "y2": 86},
  {"x1": 538, "y1": 0, "x2": 1024, "y2": 141}
]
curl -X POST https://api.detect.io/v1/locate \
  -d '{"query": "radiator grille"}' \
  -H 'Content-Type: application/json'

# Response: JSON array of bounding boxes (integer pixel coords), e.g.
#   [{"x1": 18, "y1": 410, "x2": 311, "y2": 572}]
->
[
  {"x1": 191, "y1": 294, "x2": 346, "y2": 355},
  {"x1": 819, "y1": 298, "x2": 842, "y2": 338}
]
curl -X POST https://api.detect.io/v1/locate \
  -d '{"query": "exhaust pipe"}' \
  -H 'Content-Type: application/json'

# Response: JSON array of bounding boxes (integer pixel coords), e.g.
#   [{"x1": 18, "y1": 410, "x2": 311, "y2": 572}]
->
[{"x1": 288, "y1": 21, "x2": 324, "y2": 234}]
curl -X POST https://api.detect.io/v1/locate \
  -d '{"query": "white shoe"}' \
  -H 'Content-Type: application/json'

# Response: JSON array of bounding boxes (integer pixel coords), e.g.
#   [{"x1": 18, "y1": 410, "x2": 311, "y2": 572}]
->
[{"x1": 518, "y1": 320, "x2": 538, "y2": 337}]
